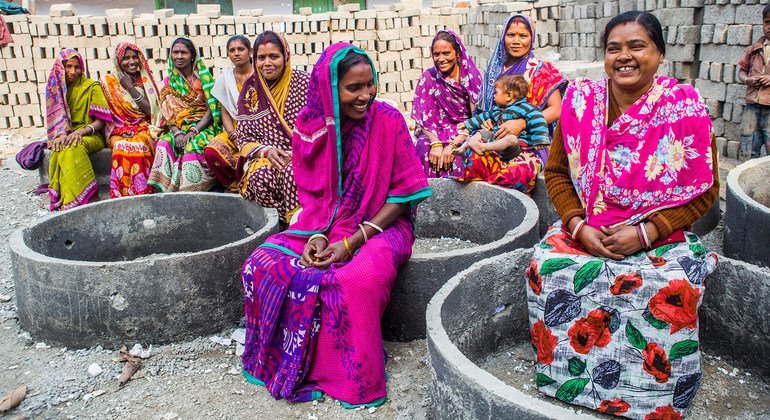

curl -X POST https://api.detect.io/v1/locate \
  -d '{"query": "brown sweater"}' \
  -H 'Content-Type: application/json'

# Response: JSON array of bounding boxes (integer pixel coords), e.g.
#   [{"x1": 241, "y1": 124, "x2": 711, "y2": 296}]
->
[{"x1": 544, "y1": 91, "x2": 720, "y2": 240}]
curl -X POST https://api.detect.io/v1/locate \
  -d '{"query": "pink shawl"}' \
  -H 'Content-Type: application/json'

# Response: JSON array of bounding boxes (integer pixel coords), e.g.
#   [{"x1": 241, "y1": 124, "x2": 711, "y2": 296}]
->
[
  {"x1": 265, "y1": 42, "x2": 431, "y2": 252},
  {"x1": 560, "y1": 75, "x2": 714, "y2": 228}
]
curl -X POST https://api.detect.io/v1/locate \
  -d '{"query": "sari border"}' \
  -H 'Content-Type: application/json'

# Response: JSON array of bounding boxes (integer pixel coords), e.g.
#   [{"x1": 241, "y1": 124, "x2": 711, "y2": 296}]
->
[
  {"x1": 258, "y1": 243, "x2": 301, "y2": 258},
  {"x1": 385, "y1": 187, "x2": 433, "y2": 205}
]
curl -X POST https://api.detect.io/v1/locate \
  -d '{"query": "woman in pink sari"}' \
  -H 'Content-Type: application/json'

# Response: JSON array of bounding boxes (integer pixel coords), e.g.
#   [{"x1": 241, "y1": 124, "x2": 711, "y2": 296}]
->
[
  {"x1": 240, "y1": 43, "x2": 430, "y2": 407},
  {"x1": 528, "y1": 12, "x2": 719, "y2": 419}
]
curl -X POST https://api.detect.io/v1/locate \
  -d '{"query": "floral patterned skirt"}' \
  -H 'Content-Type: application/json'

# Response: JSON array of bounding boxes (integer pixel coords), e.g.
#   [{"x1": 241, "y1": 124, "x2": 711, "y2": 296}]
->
[{"x1": 527, "y1": 223, "x2": 717, "y2": 419}]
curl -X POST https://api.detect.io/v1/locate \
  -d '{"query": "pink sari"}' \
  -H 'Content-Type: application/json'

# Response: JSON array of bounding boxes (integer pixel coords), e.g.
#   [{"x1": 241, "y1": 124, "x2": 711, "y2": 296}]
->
[
  {"x1": 560, "y1": 75, "x2": 714, "y2": 229},
  {"x1": 240, "y1": 43, "x2": 430, "y2": 405}
]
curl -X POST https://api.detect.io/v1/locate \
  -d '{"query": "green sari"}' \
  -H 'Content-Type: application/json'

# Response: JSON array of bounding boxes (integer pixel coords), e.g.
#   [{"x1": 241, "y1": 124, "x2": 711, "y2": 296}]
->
[{"x1": 46, "y1": 49, "x2": 112, "y2": 210}]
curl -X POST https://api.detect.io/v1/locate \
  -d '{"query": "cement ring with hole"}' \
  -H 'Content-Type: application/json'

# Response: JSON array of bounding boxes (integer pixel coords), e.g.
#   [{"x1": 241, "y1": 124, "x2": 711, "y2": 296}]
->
[
  {"x1": 10, "y1": 192, "x2": 279, "y2": 348},
  {"x1": 724, "y1": 156, "x2": 770, "y2": 268},
  {"x1": 382, "y1": 178, "x2": 539, "y2": 341}
]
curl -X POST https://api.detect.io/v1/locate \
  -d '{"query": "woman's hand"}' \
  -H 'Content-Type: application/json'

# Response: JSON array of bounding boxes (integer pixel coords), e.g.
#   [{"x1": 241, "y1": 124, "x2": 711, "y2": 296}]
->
[
  {"x1": 440, "y1": 145, "x2": 456, "y2": 170},
  {"x1": 428, "y1": 144, "x2": 443, "y2": 173},
  {"x1": 300, "y1": 237, "x2": 328, "y2": 267},
  {"x1": 64, "y1": 131, "x2": 83, "y2": 148},
  {"x1": 494, "y1": 119, "x2": 526, "y2": 140},
  {"x1": 576, "y1": 225, "x2": 624, "y2": 260},
  {"x1": 600, "y1": 225, "x2": 642, "y2": 256},
  {"x1": 50, "y1": 135, "x2": 67, "y2": 151},
  {"x1": 312, "y1": 240, "x2": 350, "y2": 269},
  {"x1": 266, "y1": 148, "x2": 292, "y2": 171},
  {"x1": 175, "y1": 131, "x2": 195, "y2": 152},
  {"x1": 118, "y1": 71, "x2": 134, "y2": 91}
]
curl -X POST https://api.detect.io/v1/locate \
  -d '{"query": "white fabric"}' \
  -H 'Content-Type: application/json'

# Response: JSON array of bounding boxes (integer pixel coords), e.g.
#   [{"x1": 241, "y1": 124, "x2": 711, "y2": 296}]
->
[{"x1": 211, "y1": 67, "x2": 240, "y2": 119}]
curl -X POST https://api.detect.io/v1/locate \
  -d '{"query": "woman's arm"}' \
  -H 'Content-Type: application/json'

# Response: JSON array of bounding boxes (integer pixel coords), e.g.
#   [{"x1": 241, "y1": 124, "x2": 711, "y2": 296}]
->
[
  {"x1": 221, "y1": 107, "x2": 236, "y2": 136},
  {"x1": 541, "y1": 89, "x2": 562, "y2": 125},
  {"x1": 308, "y1": 203, "x2": 409, "y2": 268}
]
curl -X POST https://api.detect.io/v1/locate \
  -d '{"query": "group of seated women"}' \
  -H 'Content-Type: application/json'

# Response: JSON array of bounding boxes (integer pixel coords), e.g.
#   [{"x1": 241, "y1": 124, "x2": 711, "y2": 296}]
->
[{"x1": 41, "y1": 10, "x2": 720, "y2": 419}]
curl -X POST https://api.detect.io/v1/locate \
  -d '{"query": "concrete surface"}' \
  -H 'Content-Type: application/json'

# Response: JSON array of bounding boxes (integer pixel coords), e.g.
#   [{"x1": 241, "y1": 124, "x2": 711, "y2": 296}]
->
[
  {"x1": 724, "y1": 156, "x2": 770, "y2": 268},
  {"x1": 38, "y1": 148, "x2": 112, "y2": 200},
  {"x1": 425, "y1": 249, "x2": 770, "y2": 418},
  {"x1": 383, "y1": 178, "x2": 539, "y2": 341},
  {"x1": 10, "y1": 192, "x2": 279, "y2": 348}
]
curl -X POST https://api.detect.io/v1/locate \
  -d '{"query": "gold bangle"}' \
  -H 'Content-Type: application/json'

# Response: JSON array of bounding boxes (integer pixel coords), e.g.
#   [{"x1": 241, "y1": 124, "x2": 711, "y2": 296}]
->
[
  {"x1": 430, "y1": 143, "x2": 443, "y2": 149},
  {"x1": 307, "y1": 233, "x2": 328, "y2": 245},
  {"x1": 343, "y1": 236, "x2": 354, "y2": 257}
]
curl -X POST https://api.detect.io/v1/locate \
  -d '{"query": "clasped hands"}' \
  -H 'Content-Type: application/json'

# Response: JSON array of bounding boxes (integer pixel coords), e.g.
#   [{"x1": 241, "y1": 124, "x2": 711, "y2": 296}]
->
[
  {"x1": 571, "y1": 218, "x2": 659, "y2": 260},
  {"x1": 300, "y1": 237, "x2": 354, "y2": 269}
]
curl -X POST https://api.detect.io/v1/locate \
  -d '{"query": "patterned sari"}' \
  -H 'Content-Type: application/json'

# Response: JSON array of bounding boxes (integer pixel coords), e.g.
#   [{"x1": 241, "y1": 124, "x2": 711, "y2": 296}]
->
[
  {"x1": 148, "y1": 53, "x2": 221, "y2": 192},
  {"x1": 204, "y1": 67, "x2": 245, "y2": 191},
  {"x1": 528, "y1": 76, "x2": 717, "y2": 419},
  {"x1": 411, "y1": 30, "x2": 482, "y2": 178},
  {"x1": 240, "y1": 43, "x2": 430, "y2": 405},
  {"x1": 236, "y1": 31, "x2": 310, "y2": 223},
  {"x1": 461, "y1": 14, "x2": 567, "y2": 193},
  {"x1": 46, "y1": 49, "x2": 112, "y2": 210},
  {"x1": 100, "y1": 42, "x2": 161, "y2": 197}
]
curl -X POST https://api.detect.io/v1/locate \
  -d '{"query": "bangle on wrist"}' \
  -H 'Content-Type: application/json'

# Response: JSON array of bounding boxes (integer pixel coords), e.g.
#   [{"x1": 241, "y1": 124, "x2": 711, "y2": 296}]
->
[
  {"x1": 358, "y1": 224, "x2": 369, "y2": 243},
  {"x1": 190, "y1": 126, "x2": 200, "y2": 135},
  {"x1": 174, "y1": 131, "x2": 184, "y2": 138},
  {"x1": 363, "y1": 221, "x2": 384, "y2": 234},
  {"x1": 343, "y1": 236, "x2": 354, "y2": 258},
  {"x1": 571, "y1": 219, "x2": 586, "y2": 239},
  {"x1": 308, "y1": 233, "x2": 328, "y2": 245},
  {"x1": 430, "y1": 142, "x2": 443, "y2": 149}
]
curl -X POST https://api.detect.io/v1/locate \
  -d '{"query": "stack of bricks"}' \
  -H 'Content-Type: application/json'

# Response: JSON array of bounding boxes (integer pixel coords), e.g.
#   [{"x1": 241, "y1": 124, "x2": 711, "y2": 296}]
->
[
  {"x1": 694, "y1": 1, "x2": 766, "y2": 160},
  {"x1": 462, "y1": 0, "x2": 560, "y2": 70},
  {"x1": 0, "y1": 14, "x2": 38, "y2": 128}
]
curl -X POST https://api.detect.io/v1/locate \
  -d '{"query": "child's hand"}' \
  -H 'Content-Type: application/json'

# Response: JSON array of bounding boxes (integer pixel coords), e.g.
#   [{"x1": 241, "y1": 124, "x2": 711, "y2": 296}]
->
[
  {"x1": 481, "y1": 119, "x2": 494, "y2": 131},
  {"x1": 452, "y1": 143, "x2": 468, "y2": 155}
]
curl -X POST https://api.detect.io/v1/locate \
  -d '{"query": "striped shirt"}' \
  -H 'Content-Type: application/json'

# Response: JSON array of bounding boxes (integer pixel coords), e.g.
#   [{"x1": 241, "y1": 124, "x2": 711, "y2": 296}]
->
[{"x1": 464, "y1": 98, "x2": 550, "y2": 147}]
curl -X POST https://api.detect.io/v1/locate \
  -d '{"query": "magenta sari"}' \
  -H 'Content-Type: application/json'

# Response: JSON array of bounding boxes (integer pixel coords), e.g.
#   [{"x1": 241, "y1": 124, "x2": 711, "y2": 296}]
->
[{"x1": 240, "y1": 43, "x2": 431, "y2": 405}]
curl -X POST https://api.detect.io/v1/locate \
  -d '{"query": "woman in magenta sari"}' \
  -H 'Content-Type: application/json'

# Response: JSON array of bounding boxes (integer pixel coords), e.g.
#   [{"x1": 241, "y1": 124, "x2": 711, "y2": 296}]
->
[
  {"x1": 240, "y1": 43, "x2": 431, "y2": 408},
  {"x1": 412, "y1": 30, "x2": 482, "y2": 178}
]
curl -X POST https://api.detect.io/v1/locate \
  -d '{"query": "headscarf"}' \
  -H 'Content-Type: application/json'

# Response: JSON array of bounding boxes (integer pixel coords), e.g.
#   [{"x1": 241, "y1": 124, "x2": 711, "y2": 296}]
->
[
  {"x1": 560, "y1": 75, "x2": 714, "y2": 229},
  {"x1": 281, "y1": 43, "x2": 431, "y2": 238},
  {"x1": 482, "y1": 14, "x2": 536, "y2": 110},
  {"x1": 46, "y1": 48, "x2": 112, "y2": 142},
  {"x1": 113, "y1": 42, "x2": 161, "y2": 119},
  {"x1": 410, "y1": 30, "x2": 482, "y2": 142},
  {"x1": 166, "y1": 38, "x2": 220, "y2": 125}
]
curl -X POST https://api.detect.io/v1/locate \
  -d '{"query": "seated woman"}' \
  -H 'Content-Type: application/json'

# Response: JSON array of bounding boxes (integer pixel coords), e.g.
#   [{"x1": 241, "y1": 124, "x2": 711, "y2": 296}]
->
[
  {"x1": 240, "y1": 43, "x2": 430, "y2": 408},
  {"x1": 412, "y1": 30, "x2": 482, "y2": 178},
  {"x1": 149, "y1": 37, "x2": 221, "y2": 192},
  {"x1": 100, "y1": 42, "x2": 161, "y2": 197},
  {"x1": 464, "y1": 13, "x2": 566, "y2": 193},
  {"x1": 45, "y1": 48, "x2": 112, "y2": 210},
  {"x1": 204, "y1": 35, "x2": 253, "y2": 191},
  {"x1": 236, "y1": 31, "x2": 309, "y2": 226},
  {"x1": 528, "y1": 12, "x2": 719, "y2": 419}
]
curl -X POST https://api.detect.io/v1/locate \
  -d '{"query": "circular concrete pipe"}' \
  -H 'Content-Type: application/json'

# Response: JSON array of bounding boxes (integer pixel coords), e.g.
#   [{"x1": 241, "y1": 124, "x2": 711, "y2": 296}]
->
[
  {"x1": 426, "y1": 250, "x2": 770, "y2": 419},
  {"x1": 10, "y1": 193, "x2": 279, "y2": 348},
  {"x1": 383, "y1": 178, "x2": 539, "y2": 341},
  {"x1": 725, "y1": 156, "x2": 770, "y2": 268}
]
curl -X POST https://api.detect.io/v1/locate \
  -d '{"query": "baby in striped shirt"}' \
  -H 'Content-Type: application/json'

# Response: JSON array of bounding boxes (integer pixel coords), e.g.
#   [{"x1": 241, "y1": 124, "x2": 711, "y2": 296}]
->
[{"x1": 452, "y1": 74, "x2": 549, "y2": 161}]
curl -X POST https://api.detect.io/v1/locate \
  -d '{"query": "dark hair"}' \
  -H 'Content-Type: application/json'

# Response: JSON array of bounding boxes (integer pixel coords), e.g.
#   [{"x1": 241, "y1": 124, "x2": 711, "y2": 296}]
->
[
  {"x1": 601, "y1": 11, "x2": 665, "y2": 55},
  {"x1": 253, "y1": 31, "x2": 285, "y2": 57},
  {"x1": 227, "y1": 35, "x2": 251, "y2": 51},
  {"x1": 505, "y1": 15, "x2": 532, "y2": 35},
  {"x1": 495, "y1": 74, "x2": 528, "y2": 100},
  {"x1": 171, "y1": 37, "x2": 197, "y2": 62},
  {"x1": 432, "y1": 31, "x2": 460, "y2": 55},
  {"x1": 337, "y1": 49, "x2": 370, "y2": 80},
  {"x1": 764, "y1": 4, "x2": 770, "y2": 19}
]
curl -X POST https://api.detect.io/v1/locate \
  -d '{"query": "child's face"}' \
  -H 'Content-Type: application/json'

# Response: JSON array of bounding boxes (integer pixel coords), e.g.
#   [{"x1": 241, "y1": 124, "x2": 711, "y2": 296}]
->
[
  {"x1": 764, "y1": 15, "x2": 770, "y2": 39},
  {"x1": 493, "y1": 86, "x2": 516, "y2": 107}
]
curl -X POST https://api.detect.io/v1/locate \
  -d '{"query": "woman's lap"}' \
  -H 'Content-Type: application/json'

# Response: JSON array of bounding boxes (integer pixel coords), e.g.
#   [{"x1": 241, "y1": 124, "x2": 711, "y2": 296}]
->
[
  {"x1": 109, "y1": 132, "x2": 155, "y2": 197},
  {"x1": 458, "y1": 149, "x2": 542, "y2": 193},
  {"x1": 527, "y1": 222, "x2": 716, "y2": 418}
]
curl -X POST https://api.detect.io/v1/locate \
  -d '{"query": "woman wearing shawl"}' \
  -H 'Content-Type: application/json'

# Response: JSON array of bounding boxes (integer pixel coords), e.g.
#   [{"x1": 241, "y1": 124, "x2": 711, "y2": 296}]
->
[
  {"x1": 203, "y1": 35, "x2": 253, "y2": 191},
  {"x1": 148, "y1": 37, "x2": 221, "y2": 192},
  {"x1": 411, "y1": 30, "x2": 482, "y2": 178},
  {"x1": 240, "y1": 43, "x2": 430, "y2": 408},
  {"x1": 45, "y1": 48, "x2": 113, "y2": 210},
  {"x1": 236, "y1": 31, "x2": 310, "y2": 225},
  {"x1": 100, "y1": 42, "x2": 161, "y2": 197},
  {"x1": 528, "y1": 12, "x2": 720, "y2": 419},
  {"x1": 460, "y1": 14, "x2": 566, "y2": 193}
]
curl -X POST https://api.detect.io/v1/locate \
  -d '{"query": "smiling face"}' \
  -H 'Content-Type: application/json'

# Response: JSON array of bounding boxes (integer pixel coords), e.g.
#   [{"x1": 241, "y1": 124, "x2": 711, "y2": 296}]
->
[
  {"x1": 171, "y1": 42, "x2": 194, "y2": 73},
  {"x1": 432, "y1": 39, "x2": 458, "y2": 75},
  {"x1": 604, "y1": 21, "x2": 664, "y2": 98},
  {"x1": 338, "y1": 62, "x2": 376, "y2": 123},
  {"x1": 63, "y1": 57, "x2": 83, "y2": 85},
  {"x1": 119, "y1": 48, "x2": 141, "y2": 76},
  {"x1": 255, "y1": 42, "x2": 286, "y2": 82},
  {"x1": 504, "y1": 21, "x2": 532, "y2": 60},
  {"x1": 227, "y1": 39, "x2": 251, "y2": 68}
]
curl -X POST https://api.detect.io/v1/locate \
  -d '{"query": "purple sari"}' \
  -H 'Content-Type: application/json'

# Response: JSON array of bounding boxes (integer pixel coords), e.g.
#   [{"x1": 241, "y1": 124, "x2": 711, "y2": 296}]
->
[
  {"x1": 411, "y1": 30, "x2": 482, "y2": 178},
  {"x1": 241, "y1": 43, "x2": 431, "y2": 405}
]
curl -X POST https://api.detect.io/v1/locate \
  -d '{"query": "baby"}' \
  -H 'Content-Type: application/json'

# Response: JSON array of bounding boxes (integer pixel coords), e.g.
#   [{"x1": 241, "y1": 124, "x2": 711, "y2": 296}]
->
[{"x1": 451, "y1": 74, "x2": 549, "y2": 161}]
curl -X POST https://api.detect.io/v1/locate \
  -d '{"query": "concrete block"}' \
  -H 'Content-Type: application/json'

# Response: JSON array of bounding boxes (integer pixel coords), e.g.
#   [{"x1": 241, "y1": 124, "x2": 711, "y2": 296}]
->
[
  {"x1": 49, "y1": 3, "x2": 76, "y2": 17},
  {"x1": 105, "y1": 8, "x2": 134, "y2": 19},
  {"x1": 695, "y1": 78, "x2": 728, "y2": 101},
  {"x1": 734, "y1": 4, "x2": 765, "y2": 25},
  {"x1": 704, "y1": 4, "x2": 737, "y2": 24},
  {"x1": 727, "y1": 24, "x2": 754, "y2": 46},
  {"x1": 154, "y1": 9, "x2": 174, "y2": 18},
  {"x1": 196, "y1": 4, "x2": 221, "y2": 18}
]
